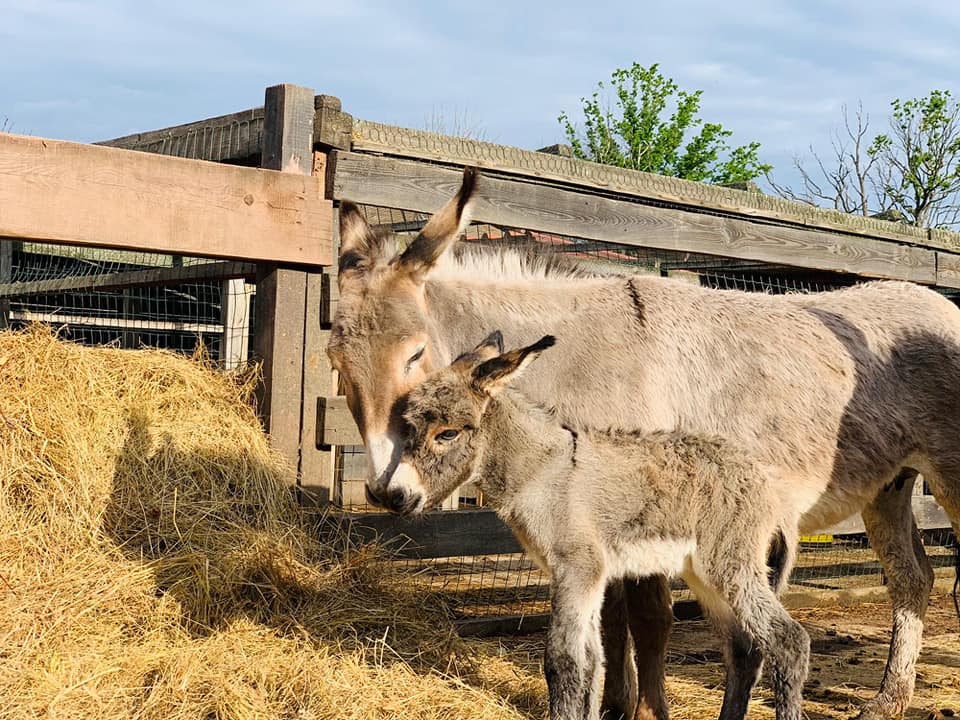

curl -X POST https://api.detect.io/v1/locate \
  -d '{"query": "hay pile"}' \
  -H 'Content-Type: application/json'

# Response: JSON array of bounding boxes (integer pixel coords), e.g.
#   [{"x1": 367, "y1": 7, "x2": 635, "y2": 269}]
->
[{"x1": 0, "y1": 326, "x2": 536, "y2": 720}]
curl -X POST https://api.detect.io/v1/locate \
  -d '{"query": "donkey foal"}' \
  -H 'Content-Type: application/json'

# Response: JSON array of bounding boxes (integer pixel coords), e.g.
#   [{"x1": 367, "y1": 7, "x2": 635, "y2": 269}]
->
[{"x1": 388, "y1": 332, "x2": 810, "y2": 720}]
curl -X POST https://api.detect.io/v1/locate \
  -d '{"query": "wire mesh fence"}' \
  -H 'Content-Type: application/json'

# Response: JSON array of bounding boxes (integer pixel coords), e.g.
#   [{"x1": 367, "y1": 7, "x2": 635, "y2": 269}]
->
[
  {"x1": 333, "y1": 210, "x2": 959, "y2": 624},
  {"x1": 2, "y1": 242, "x2": 256, "y2": 367}
]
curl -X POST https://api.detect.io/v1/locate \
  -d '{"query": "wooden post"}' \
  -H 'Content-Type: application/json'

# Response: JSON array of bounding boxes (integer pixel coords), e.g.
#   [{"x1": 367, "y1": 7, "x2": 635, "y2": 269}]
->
[
  {"x1": 0, "y1": 240, "x2": 12, "y2": 329},
  {"x1": 220, "y1": 278, "x2": 251, "y2": 369},
  {"x1": 253, "y1": 84, "x2": 315, "y2": 486},
  {"x1": 301, "y1": 141, "x2": 346, "y2": 505}
]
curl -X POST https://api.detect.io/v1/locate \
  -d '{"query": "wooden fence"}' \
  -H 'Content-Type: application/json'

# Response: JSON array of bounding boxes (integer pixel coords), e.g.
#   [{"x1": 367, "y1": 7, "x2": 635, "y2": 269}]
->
[{"x1": 2, "y1": 82, "x2": 956, "y2": 631}]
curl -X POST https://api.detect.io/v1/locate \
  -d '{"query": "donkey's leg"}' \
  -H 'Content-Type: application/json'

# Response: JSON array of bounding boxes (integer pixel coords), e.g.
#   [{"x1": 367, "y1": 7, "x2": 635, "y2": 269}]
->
[
  {"x1": 858, "y1": 470, "x2": 935, "y2": 720},
  {"x1": 717, "y1": 627, "x2": 764, "y2": 720},
  {"x1": 624, "y1": 575, "x2": 673, "y2": 720},
  {"x1": 600, "y1": 580, "x2": 639, "y2": 720},
  {"x1": 546, "y1": 565, "x2": 607, "y2": 720}
]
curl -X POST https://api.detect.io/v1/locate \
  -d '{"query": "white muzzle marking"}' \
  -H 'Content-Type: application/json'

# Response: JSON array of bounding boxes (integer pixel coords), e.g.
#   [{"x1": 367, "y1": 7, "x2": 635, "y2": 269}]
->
[{"x1": 366, "y1": 433, "x2": 396, "y2": 483}]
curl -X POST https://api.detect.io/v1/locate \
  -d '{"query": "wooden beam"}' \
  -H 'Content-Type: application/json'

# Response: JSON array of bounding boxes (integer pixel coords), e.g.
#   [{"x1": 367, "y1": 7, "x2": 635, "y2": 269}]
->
[
  {"x1": 0, "y1": 260, "x2": 256, "y2": 298},
  {"x1": 332, "y1": 152, "x2": 939, "y2": 285},
  {"x1": 313, "y1": 95, "x2": 353, "y2": 151},
  {"x1": 0, "y1": 133, "x2": 332, "y2": 266},
  {"x1": 350, "y1": 119, "x2": 960, "y2": 253},
  {"x1": 331, "y1": 508, "x2": 524, "y2": 559},
  {"x1": 11, "y1": 310, "x2": 222, "y2": 334},
  {"x1": 97, "y1": 107, "x2": 265, "y2": 162},
  {"x1": 325, "y1": 493, "x2": 951, "y2": 562},
  {"x1": 0, "y1": 240, "x2": 11, "y2": 328},
  {"x1": 937, "y1": 251, "x2": 960, "y2": 288}
]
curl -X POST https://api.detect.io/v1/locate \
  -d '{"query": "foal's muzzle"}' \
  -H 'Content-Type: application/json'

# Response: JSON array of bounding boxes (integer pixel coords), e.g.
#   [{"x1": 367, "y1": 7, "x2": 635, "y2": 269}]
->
[{"x1": 365, "y1": 483, "x2": 420, "y2": 515}]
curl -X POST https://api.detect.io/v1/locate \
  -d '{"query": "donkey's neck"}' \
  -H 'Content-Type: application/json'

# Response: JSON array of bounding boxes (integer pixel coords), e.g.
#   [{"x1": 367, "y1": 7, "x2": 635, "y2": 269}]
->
[
  {"x1": 471, "y1": 390, "x2": 574, "y2": 506},
  {"x1": 425, "y1": 276, "x2": 594, "y2": 361}
]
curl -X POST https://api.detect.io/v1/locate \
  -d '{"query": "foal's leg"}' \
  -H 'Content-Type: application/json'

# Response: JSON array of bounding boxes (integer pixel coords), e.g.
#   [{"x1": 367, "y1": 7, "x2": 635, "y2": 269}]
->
[
  {"x1": 546, "y1": 564, "x2": 607, "y2": 720},
  {"x1": 858, "y1": 470, "x2": 935, "y2": 720},
  {"x1": 624, "y1": 576, "x2": 672, "y2": 720},
  {"x1": 718, "y1": 529, "x2": 796, "y2": 720},
  {"x1": 692, "y1": 567, "x2": 809, "y2": 720}
]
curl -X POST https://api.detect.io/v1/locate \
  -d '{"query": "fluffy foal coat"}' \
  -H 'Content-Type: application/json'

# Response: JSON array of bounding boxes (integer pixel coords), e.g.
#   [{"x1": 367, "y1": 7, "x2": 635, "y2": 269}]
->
[{"x1": 392, "y1": 332, "x2": 810, "y2": 720}]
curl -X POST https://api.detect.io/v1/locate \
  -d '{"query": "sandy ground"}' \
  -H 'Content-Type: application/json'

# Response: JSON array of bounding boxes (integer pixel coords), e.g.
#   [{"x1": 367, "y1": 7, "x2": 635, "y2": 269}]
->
[{"x1": 460, "y1": 589, "x2": 960, "y2": 720}]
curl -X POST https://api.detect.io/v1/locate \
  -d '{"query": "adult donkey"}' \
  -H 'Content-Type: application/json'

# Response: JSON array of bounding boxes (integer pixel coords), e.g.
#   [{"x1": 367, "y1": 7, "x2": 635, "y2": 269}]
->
[{"x1": 326, "y1": 167, "x2": 960, "y2": 720}]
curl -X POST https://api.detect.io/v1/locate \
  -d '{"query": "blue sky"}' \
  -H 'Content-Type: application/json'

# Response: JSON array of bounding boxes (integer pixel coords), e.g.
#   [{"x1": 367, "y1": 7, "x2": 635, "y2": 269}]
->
[{"x1": 2, "y1": 0, "x2": 959, "y2": 192}]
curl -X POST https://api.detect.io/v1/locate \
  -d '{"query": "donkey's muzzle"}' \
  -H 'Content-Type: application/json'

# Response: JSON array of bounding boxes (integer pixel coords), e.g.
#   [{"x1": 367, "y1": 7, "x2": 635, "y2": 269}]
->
[{"x1": 365, "y1": 484, "x2": 386, "y2": 509}]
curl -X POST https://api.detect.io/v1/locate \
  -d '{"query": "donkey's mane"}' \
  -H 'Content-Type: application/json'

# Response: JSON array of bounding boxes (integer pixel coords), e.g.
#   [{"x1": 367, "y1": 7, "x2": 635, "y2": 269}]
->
[{"x1": 431, "y1": 241, "x2": 612, "y2": 283}]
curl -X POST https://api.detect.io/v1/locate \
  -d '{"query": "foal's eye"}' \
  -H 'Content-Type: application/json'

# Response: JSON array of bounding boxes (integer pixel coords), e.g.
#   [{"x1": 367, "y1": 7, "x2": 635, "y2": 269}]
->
[
  {"x1": 405, "y1": 345, "x2": 425, "y2": 372},
  {"x1": 434, "y1": 428, "x2": 460, "y2": 443}
]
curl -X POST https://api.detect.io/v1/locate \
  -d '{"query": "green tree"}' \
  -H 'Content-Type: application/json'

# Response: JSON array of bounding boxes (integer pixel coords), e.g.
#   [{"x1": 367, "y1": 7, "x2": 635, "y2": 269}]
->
[
  {"x1": 772, "y1": 91, "x2": 960, "y2": 229},
  {"x1": 869, "y1": 90, "x2": 960, "y2": 228},
  {"x1": 558, "y1": 62, "x2": 771, "y2": 184}
]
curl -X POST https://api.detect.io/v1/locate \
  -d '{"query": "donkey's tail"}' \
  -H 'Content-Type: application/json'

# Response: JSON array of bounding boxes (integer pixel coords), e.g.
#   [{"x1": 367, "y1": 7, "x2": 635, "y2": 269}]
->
[{"x1": 766, "y1": 524, "x2": 797, "y2": 595}]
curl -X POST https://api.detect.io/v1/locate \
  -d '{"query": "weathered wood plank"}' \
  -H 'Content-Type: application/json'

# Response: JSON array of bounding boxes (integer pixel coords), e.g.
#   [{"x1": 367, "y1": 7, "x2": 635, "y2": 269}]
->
[
  {"x1": 336, "y1": 509, "x2": 524, "y2": 559},
  {"x1": 11, "y1": 310, "x2": 221, "y2": 334},
  {"x1": 253, "y1": 267, "x2": 308, "y2": 465},
  {"x1": 98, "y1": 107, "x2": 265, "y2": 162},
  {"x1": 0, "y1": 133, "x2": 332, "y2": 266},
  {"x1": 332, "y1": 152, "x2": 937, "y2": 285},
  {"x1": 0, "y1": 260, "x2": 256, "y2": 298},
  {"x1": 0, "y1": 240, "x2": 11, "y2": 328},
  {"x1": 936, "y1": 251, "x2": 960, "y2": 289},
  {"x1": 313, "y1": 95, "x2": 353, "y2": 151},
  {"x1": 351, "y1": 119, "x2": 960, "y2": 253},
  {"x1": 326, "y1": 493, "x2": 951, "y2": 562},
  {"x1": 318, "y1": 395, "x2": 361, "y2": 446},
  {"x1": 300, "y1": 271, "x2": 337, "y2": 504}
]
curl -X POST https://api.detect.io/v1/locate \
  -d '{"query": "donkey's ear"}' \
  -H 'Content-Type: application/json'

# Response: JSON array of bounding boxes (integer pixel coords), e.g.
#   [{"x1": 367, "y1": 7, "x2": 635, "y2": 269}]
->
[
  {"x1": 338, "y1": 201, "x2": 390, "y2": 276},
  {"x1": 471, "y1": 335, "x2": 556, "y2": 396},
  {"x1": 451, "y1": 330, "x2": 504, "y2": 371},
  {"x1": 394, "y1": 167, "x2": 479, "y2": 284}
]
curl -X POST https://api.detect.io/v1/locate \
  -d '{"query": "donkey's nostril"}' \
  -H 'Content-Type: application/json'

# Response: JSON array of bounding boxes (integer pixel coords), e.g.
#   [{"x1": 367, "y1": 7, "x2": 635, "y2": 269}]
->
[
  {"x1": 365, "y1": 485, "x2": 386, "y2": 508},
  {"x1": 385, "y1": 487, "x2": 407, "y2": 514}
]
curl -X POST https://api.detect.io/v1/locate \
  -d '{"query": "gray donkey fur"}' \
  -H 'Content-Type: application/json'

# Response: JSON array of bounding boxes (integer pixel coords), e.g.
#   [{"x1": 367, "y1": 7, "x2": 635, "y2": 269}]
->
[
  {"x1": 327, "y1": 167, "x2": 960, "y2": 720},
  {"x1": 391, "y1": 332, "x2": 810, "y2": 720}
]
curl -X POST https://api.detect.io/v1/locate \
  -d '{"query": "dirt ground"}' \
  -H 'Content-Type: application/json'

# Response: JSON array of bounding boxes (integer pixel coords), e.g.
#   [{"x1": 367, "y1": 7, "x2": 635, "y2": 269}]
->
[{"x1": 461, "y1": 588, "x2": 960, "y2": 720}]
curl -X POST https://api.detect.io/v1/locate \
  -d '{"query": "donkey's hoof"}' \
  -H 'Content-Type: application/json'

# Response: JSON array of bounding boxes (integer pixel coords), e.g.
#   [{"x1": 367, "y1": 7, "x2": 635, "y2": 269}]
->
[{"x1": 855, "y1": 697, "x2": 903, "y2": 720}]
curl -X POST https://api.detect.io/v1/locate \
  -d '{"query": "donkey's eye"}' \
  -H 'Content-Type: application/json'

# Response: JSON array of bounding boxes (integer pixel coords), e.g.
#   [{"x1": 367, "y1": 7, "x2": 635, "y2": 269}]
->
[
  {"x1": 405, "y1": 345, "x2": 425, "y2": 372},
  {"x1": 435, "y1": 428, "x2": 460, "y2": 443}
]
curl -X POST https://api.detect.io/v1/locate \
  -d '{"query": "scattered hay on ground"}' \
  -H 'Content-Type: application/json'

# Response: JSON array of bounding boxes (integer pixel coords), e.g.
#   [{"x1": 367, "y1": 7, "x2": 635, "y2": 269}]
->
[{"x1": 0, "y1": 326, "x2": 530, "y2": 720}]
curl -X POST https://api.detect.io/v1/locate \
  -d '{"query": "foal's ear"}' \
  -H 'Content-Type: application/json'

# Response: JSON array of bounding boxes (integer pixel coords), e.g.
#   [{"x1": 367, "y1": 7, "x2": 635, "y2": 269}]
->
[
  {"x1": 471, "y1": 335, "x2": 556, "y2": 396},
  {"x1": 451, "y1": 330, "x2": 504, "y2": 371},
  {"x1": 394, "y1": 167, "x2": 479, "y2": 284},
  {"x1": 338, "y1": 201, "x2": 390, "y2": 277}
]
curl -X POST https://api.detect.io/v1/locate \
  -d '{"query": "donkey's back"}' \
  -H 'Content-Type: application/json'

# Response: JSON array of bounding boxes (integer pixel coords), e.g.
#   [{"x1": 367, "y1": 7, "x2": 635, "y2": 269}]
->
[{"x1": 533, "y1": 276, "x2": 960, "y2": 532}]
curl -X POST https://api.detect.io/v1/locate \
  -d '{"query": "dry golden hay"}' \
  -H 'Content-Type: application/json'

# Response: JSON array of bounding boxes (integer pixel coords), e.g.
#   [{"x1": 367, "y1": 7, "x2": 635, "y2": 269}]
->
[
  {"x1": 0, "y1": 325, "x2": 535, "y2": 720},
  {"x1": 9, "y1": 325, "x2": 946, "y2": 720}
]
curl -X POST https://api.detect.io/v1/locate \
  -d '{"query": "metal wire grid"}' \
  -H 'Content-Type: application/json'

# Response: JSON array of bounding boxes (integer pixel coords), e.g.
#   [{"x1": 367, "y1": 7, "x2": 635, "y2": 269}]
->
[
  {"x1": 3, "y1": 243, "x2": 255, "y2": 367},
  {"x1": 335, "y1": 211, "x2": 958, "y2": 621}
]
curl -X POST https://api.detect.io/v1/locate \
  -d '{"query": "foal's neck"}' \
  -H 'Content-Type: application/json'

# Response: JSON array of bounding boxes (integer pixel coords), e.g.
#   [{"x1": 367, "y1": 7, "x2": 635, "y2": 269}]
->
[{"x1": 473, "y1": 390, "x2": 574, "y2": 505}]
